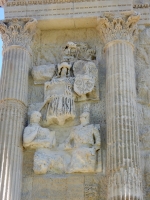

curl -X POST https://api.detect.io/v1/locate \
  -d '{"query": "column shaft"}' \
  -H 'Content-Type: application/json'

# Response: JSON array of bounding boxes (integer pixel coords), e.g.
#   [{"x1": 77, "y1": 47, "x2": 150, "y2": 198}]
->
[
  {"x1": 0, "y1": 101, "x2": 26, "y2": 200},
  {"x1": 0, "y1": 47, "x2": 29, "y2": 200},
  {"x1": 97, "y1": 12, "x2": 143, "y2": 200},
  {"x1": 106, "y1": 41, "x2": 142, "y2": 199},
  {"x1": 0, "y1": 18, "x2": 37, "y2": 200},
  {"x1": 0, "y1": 47, "x2": 30, "y2": 104}
]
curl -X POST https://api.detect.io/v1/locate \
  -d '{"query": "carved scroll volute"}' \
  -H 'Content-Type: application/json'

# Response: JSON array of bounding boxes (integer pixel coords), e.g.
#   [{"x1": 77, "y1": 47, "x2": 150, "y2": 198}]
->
[
  {"x1": 0, "y1": 18, "x2": 37, "y2": 53},
  {"x1": 97, "y1": 11, "x2": 140, "y2": 46}
]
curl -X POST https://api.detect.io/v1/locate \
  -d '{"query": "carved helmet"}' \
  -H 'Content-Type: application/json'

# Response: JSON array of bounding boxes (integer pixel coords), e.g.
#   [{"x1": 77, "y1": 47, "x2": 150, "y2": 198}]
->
[{"x1": 57, "y1": 62, "x2": 72, "y2": 77}]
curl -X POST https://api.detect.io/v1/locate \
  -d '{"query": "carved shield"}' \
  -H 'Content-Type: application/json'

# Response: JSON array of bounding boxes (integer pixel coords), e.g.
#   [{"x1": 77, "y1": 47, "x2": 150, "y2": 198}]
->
[{"x1": 74, "y1": 75, "x2": 95, "y2": 96}]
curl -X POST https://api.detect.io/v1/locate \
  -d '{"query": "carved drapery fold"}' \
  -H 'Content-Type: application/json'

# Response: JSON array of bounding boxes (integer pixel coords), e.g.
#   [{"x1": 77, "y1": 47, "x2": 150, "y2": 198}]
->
[
  {"x1": 0, "y1": 18, "x2": 37, "y2": 200},
  {"x1": 97, "y1": 12, "x2": 143, "y2": 200}
]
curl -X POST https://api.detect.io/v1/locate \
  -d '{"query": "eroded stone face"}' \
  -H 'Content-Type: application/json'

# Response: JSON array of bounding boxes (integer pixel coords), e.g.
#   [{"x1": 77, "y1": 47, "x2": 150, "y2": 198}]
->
[{"x1": 23, "y1": 111, "x2": 56, "y2": 149}]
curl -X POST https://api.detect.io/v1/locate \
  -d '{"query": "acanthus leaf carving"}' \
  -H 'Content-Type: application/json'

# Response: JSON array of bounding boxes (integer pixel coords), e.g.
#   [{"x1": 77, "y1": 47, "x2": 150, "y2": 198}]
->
[
  {"x1": 97, "y1": 11, "x2": 140, "y2": 45},
  {"x1": 0, "y1": 18, "x2": 37, "y2": 53}
]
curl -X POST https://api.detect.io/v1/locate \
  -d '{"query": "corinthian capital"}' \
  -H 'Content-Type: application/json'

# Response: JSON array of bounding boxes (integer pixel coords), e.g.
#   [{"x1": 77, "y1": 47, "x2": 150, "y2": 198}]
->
[
  {"x1": 0, "y1": 18, "x2": 37, "y2": 52},
  {"x1": 97, "y1": 11, "x2": 140, "y2": 45}
]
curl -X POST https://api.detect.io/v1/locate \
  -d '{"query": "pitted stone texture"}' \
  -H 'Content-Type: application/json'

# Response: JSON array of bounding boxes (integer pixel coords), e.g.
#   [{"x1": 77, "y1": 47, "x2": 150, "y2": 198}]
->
[
  {"x1": 22, "y1": 177, "x2": 33, "y2": 200},
  {"x1": 67, "y1": 176, "x2": 84, "y2": 200},
  {"x1": 21, "y1": 174, "x2": 106, "y2": 200},
  {"x1": 33, "y1": 148, "x2": 67, "y2": 175},
  {"x1": 31, "y1": 64, "x2": 56, "y2": 84}
]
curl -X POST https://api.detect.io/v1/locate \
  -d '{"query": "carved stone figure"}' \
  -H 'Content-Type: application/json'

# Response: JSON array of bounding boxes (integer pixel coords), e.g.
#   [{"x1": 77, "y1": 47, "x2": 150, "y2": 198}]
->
[
  {"x1": 33, "y1": 148, "x2": 66, "y2": 175},
  {"x1": 31, "y1": 64, "x2": 55, "y2": 84},
  {"x1": 23, "y1": 111, "x2": 56, "y2": 149},
  {"x1": 63, "y1": 110, "x2": 101, "y2": 173},
  {"x1": 77, "y1": 42, "x2": 96, "y2": 60},
  {"x1": 40, "y1": 62, "x2": 75, "y2": 126},
  {"x1": 62, "y1": 41, "x2": 78, "y2": 63},
  {"x1": 61, "y1": 41, "x2": 96, "y2": 63}
]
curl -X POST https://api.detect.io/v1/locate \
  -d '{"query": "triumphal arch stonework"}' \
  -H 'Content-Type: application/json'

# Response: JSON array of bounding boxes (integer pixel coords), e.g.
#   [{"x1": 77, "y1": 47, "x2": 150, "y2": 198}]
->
[{"x1": 1, "y1": 0, "x2": 150, "y2": 200}]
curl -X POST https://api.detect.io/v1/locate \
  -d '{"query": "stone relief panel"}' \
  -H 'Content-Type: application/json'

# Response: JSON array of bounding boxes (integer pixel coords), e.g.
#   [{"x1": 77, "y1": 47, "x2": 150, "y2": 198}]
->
[
  {"x1": 59, "y1": 107, "x2": 101, "y2": 173},
  {"x1": 32, "y1": 29, "x2": 97, "y2": 66},
  {"x1": 23, "y1": 106, "x2": 102, "y2": 175},
  {"x1": 40, "y1": 62, "x2": 75, "y2": 126},
  {"x1": 30, "y1": 40, "x2": 99, "y2": 126},
  {"x1": 23, "y1": 28, "x2": 106, "y2": 200},
  {"x1": 29, "y1": 28, "x2": 104, "y2": 117}
]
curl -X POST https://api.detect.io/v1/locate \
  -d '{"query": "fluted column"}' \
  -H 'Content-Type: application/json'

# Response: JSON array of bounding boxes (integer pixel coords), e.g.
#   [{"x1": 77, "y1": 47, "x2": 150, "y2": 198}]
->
[
  {"x1": 97, "y1": 12, "x2": 143, "y2": 200},
  {"x1": 0, "y1": 18, "x2": 37, "y2": 200}
]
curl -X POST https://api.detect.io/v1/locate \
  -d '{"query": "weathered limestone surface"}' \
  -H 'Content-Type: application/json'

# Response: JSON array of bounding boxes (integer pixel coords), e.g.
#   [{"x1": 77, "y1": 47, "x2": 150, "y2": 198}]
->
[
  {"x1": 22, "y1": 28, "x2": 106, "y2": 200},
  {"x1": 0, "y1": 18, "x2": 37, "y2": 200},
  {"x1": 97, "y1": 12, "x2": 143, "y2": 199},
  {"x1": 1, "y1": 1, "x2": 150, "y2": 200}
]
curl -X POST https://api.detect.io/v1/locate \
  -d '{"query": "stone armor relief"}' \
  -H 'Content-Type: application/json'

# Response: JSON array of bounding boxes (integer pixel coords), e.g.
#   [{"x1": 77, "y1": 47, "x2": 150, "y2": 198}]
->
[
  {"x1": 23, "y1": 42, "x2": 101, "y2": 175},
  {"x1": 30, "y1": 42, "x2": 99, "y2": 126}
]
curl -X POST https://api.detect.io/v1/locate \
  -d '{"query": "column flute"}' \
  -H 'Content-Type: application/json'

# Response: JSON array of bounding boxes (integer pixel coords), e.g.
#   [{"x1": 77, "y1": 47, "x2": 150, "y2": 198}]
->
[
  {"x1": 0, "y1": 18, "x2": 37, "y2": 200},
  {"x1": 97, "y1": 12, "x2": 143, "y2": 200}
]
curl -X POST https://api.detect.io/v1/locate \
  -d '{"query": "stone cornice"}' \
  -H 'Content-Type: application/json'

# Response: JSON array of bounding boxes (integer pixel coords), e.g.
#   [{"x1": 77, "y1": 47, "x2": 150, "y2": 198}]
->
[
  {"x1": 97, "y1": 11, "x2": 140, "y2": 46},
  {"x1": 0, "y1": 18, "x2": 37, "y2": 53},
  {"x1": 6, "y1": 0, "x2": 90, "y2": 6},
  {"x1": 4, "y1": 0, "x2": 149, "y2": 7}
]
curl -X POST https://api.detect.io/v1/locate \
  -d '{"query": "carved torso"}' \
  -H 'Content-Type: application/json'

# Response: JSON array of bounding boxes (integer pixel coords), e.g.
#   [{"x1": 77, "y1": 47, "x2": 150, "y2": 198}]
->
[
  {"x1": 23, "y1": 124, "x2": 56, "y2": 149},
  {"x1": 71, "y1": 124, "x2": 96, "y2": 148}
]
